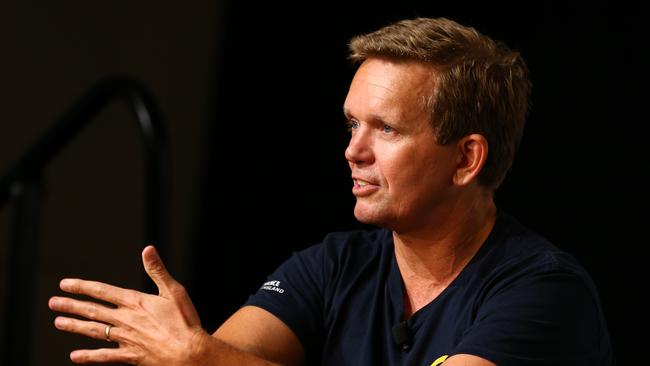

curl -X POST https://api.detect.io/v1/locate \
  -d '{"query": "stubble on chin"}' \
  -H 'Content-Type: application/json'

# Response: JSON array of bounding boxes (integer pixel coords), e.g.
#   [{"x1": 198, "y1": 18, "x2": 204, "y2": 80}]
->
[{"x1": 353, "y1": 200, "x2": 392, "y2": 228}]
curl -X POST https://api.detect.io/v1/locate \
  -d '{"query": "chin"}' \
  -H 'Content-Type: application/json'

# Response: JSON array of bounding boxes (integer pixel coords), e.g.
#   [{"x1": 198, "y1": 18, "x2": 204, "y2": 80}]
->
[{"x1": 353, "y1": 205, "x2": 391, "y2": 228}]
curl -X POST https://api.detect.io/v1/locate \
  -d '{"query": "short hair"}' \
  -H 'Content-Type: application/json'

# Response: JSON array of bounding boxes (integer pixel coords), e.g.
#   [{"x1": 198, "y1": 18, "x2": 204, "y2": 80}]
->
[{"x1": 349, "y1": 17, "x2": 531, "y2": 190}]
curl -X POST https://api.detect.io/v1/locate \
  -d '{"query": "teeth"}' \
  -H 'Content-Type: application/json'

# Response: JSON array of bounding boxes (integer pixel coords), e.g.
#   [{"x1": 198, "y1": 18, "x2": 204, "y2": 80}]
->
[{"x1": 355, "y1": 179, "x2": 369, "y2": 187}]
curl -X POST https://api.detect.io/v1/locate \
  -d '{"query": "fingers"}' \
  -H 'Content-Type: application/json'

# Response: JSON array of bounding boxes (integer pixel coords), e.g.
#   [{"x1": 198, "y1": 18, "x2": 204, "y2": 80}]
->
[
  {"x1": 49, "y1": 296, "x2": 116, "y2": 324},
  {"x1": 59, "y1": 278, "x2": 138, "y2": 308},
  {"x1": 53, "y1": 317, "x2": 140, "y2": 364},
  {"x1": 54, "y1": 316, "x2": 122, "y2": 342},
  {"x1": 69, "y1": 348, "x2": 136, "y2": 364},
  {"x1": 142, "y1": 245, "x2": 179, "y2": 298},
  {"x1": 142, "y1": 246, "x2": 201, "y2": 324}
]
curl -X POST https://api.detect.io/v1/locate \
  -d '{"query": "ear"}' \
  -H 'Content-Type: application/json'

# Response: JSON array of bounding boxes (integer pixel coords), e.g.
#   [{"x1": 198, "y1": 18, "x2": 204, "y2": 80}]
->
[{"x1": 453, "y1": 134, "x2": 488, "y2": 186}]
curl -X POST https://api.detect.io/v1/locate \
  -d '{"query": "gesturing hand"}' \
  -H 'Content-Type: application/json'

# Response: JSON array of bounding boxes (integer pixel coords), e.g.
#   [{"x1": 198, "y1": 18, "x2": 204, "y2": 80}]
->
[{"x1": 49, "y1": 246, "x2": 206, "y2": 365}]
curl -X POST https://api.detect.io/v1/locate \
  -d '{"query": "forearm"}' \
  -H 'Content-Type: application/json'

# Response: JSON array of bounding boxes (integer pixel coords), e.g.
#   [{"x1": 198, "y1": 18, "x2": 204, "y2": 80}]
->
[{"x1": 192, "y1": 330, "x2": 283, "y2": 366}]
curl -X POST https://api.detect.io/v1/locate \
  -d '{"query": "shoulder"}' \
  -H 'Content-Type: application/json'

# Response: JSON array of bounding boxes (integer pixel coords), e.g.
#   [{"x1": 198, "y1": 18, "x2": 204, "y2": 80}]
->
[
  {"x1": 470, "y1": 211, "x2": 609, "y2": 337},
  {"x1": 296, "y1": 228, "x2": 392, "y2": 265},
  {"x1": 457, "y1": 212, "x2": 612, "y2": 364},
  {"x1": 275, "y1": 228, "x2": 392, "y2": 287},
  {"x1": 481, "y1": 211, "x2": 592, "y2": 281}
]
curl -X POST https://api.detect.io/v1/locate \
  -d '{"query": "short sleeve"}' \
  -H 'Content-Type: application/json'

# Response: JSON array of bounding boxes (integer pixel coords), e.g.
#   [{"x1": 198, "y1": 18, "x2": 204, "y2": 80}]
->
[
  {"x1": 244, "y1": 242, "x2": 329, "y2": 351},
  {"x1": 453, "y1": 255, "x2": 611, "y2": 365}
]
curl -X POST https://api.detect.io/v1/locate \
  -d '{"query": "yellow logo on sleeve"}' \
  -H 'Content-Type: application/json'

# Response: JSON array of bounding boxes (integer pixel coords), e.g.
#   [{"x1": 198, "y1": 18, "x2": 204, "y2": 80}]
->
[{"x1": 430, "y1": 355, "x2": 449, "y2": 366}]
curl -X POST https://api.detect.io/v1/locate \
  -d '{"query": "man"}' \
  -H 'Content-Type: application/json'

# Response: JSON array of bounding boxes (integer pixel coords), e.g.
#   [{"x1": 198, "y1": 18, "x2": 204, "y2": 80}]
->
[{"x1": 49, "y1": 17, "x2": 614, "y2": 365}]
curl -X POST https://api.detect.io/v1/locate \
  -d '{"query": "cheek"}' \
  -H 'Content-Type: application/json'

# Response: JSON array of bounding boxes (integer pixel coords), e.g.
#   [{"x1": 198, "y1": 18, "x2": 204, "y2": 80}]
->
[
  {"x1": 379, "y1": 147, "x2": 424, "y2": 188},
  {"x1": 382, "y1": 146, "x2": 455, "y2": 193}
]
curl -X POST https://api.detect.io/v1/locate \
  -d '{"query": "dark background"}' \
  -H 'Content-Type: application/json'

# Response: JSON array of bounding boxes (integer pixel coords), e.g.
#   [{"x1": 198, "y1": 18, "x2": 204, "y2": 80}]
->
[{"x1": 0, "y1": 1, "x2": 646, "y2": 365}]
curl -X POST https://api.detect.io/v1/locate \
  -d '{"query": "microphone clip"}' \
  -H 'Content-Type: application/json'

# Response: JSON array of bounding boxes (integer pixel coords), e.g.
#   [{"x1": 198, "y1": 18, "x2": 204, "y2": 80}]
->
[{"x1": 391, "y1": 320, "x2": 413, "y2": 351}]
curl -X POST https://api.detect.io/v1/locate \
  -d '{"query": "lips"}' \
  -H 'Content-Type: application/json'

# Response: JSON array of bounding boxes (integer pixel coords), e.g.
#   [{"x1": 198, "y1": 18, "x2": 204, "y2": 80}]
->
[
  {"x1": 352, "y1": 176, "x2": 378, "y2": 186},
  {"x1": 353, "y1": 178, "x2": 372, "y2": 187},
  {"x1": 351, "y1": 176, "x2": 380, "y2": 196}
]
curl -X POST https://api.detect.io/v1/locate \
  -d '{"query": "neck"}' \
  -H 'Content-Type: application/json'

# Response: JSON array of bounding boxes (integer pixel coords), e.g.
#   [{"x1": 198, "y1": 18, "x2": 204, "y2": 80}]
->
[{"x1": 393, "y1": 191, "x2": 497, "y2": 317}]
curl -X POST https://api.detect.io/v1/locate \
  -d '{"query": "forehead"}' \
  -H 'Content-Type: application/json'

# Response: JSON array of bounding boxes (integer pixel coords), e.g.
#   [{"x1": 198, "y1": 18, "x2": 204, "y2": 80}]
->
[{"x1": 344, "y1": 58, "x2": 436, "y2": 121}]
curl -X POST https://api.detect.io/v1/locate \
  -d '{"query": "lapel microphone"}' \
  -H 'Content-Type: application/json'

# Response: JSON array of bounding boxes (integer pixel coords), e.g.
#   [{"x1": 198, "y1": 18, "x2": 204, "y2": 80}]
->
[{"x1": 391, "y1": 320, "x2": 413, "y2": 351}]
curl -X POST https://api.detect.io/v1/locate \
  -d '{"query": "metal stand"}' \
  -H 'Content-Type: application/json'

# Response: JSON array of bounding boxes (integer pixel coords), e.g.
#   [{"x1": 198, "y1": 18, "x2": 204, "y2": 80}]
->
[{"x1": 0, "y1": 77, "x2": 170, "y2": 366}]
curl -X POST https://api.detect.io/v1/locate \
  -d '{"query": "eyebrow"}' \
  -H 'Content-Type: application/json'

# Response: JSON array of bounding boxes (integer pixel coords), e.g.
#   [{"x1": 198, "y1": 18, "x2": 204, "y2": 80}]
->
[{"x1": 343, "y1": 108, "x2": 393, "y2": 127}]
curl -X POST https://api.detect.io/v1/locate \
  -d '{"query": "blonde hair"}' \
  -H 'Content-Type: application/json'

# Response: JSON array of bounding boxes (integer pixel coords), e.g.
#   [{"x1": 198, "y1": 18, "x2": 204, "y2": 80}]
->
[{"x1": 349, "y1": 17, "x2": 531, "y2": 189}]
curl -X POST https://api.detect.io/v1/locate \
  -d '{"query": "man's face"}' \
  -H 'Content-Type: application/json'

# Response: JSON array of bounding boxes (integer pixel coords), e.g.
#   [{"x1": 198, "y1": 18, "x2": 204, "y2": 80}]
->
[{"x1": 343, "y1": 58, "x2": 459, "y2": 232}]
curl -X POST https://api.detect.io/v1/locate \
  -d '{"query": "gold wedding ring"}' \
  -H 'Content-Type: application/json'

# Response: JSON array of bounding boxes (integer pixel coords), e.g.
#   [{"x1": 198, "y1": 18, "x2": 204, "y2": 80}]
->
[{"x1": 105, "y1": 325, "x2": 113, "y2": 342}]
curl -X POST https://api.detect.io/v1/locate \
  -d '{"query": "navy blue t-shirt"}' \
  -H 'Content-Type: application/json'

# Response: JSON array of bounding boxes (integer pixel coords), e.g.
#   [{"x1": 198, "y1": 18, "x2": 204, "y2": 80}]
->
[{"x1": 245, "y1": 212, "x2": 613, "y2": 365}]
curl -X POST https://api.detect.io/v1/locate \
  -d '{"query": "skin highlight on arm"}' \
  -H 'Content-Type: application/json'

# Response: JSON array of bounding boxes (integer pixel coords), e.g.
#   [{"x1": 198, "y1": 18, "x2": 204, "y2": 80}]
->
[
  {"x1": 213, "y1": 306, "x2": 305, "y2": 366},
  {"x1": 442, "y1": 354, "x2": 497, "y2": 366}
]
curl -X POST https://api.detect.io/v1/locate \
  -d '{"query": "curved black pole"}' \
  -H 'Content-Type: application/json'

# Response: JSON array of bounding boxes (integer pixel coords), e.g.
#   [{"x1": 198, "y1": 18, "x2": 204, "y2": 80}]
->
[
  {"x1": 0, "y1": 76, "x2": 170, "y2": 365},
  {"x1": 3, "y1": 174, "x2": 43, "y2": 366}
]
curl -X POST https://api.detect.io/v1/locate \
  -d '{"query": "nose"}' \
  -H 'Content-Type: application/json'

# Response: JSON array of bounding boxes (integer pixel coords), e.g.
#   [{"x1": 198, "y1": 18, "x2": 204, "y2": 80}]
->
[{"x1": 345, "y1": 128, "x2": 374, "y2": 166}]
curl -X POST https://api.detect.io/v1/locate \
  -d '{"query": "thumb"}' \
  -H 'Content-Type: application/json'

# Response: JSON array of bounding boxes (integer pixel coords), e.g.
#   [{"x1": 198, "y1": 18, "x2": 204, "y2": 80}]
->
[{"x1": 142, "y1": 245, "x2": 175, "y2": 297}]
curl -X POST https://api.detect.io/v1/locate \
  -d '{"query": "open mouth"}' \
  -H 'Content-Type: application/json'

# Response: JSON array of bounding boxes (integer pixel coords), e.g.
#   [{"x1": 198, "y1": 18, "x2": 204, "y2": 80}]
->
[{"x1": 353, "y1": 179, "x2": 371, "y2": 187}]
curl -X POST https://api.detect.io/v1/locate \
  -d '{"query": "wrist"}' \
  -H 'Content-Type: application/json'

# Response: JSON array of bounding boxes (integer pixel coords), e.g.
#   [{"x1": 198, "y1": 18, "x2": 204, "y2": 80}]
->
[{"x1": 187, "y1": 328, "x2": 214, "y2": 364}]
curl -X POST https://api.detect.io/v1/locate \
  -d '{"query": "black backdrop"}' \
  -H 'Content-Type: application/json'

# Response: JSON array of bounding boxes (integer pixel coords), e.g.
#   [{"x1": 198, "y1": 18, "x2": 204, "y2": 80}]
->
[
  {"x1": 0, "y1": 1, "x2": 645, "y2": 365},
  {"x1": 191, "y1": 1, "x2": 647, "y2": 364}
]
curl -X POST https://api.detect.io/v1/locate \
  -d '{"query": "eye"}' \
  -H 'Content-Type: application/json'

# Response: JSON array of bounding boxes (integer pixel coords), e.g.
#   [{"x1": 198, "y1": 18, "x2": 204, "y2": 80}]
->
[
  {"x1": 382, "y1": 124, "x2": 394, "y2": 133},
  {"x1": 346, "y1": 119, "x2": 360, "y2": 132}
]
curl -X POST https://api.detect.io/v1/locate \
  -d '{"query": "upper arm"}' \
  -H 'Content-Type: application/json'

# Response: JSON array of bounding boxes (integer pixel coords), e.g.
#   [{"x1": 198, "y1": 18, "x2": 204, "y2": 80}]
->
[
  {"x1": 443, "y1": 354, "x2": 496, "y2": 366},
  {"x1": 213, "y1": 305, "x2": 305, "y2": 366}
]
